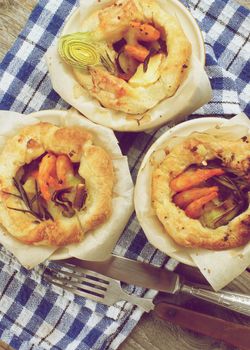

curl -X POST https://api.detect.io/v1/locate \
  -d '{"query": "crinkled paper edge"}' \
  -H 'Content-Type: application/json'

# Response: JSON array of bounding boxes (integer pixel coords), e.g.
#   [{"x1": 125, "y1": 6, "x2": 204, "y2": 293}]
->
[
  {"x1": 0, "y1": 108, "x2": 134, "y2": 268},
  {"x1": 134, "y1": 113, "x2": 250, "y2": 290},
  {"x1": 45, "y1": 0, "x2": 212, "y2": 131}
]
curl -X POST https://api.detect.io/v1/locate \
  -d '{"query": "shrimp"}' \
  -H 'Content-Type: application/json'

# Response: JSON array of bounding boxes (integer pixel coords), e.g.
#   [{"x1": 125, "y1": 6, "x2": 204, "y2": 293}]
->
[
  {"x1": 173, "y1": 186, "x2": 218, "y2": 209},
  {"x1": 130, "y1": 21, "x2": 161, "y2": 42},
  {"x1": 38, "y1": 153, "x2": 58, "y2": 201},
  {"x1": 124, "y1": 22, "x2": 160, "y2": 62},
  {"x1": 124, "y1": 44, "x2": 149, "y2": 62},
  {"x1": 118, "y1": 71, "x2": 134, "y2": 81},
  {"x1": 185, "y1": 191, "x2": 218, "y2": 219},
  {"x1": 56, "y1": 155, "x2": 75, "y2": 186},
  {"x1": 38, "y1": 154, "x2": 75, "y2": 200},
  {"x1": 30, "y1": 170, "x2": 39, "y2": 179},
  {"x1": 170, "y1": 168, "x2": 224, "y2": 192}
]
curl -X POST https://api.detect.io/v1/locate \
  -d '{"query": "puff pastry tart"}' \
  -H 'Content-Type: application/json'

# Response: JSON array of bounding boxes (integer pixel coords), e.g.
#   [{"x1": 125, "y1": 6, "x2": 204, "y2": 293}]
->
[
  {"x1": 152, "y1": 132, "x2": 250, "y2": 250},
  {"x1": 58, "y1": 0, "x2": 191, "y2": 114},
  {"x1": 0, "y1": 123, "x2": 114, "y2": 246}
]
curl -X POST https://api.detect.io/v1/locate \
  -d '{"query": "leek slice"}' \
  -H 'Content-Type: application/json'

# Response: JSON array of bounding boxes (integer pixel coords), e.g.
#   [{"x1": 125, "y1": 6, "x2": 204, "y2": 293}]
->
[
  {"x1": 200, "y1": 197, "x2": 240, "y2": 229},
  {"x1": 58, "y1": 32, "x2": 114, "y2": 72}
]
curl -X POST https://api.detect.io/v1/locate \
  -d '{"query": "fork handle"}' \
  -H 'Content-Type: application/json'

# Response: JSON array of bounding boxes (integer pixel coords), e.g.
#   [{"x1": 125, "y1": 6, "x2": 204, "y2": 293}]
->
[
  {"x1": 154, "y1": 302, "x2": 250, "y2": 350},
  {"x1": 181, "y1": 284, "x2": 250, "y2": 317}
]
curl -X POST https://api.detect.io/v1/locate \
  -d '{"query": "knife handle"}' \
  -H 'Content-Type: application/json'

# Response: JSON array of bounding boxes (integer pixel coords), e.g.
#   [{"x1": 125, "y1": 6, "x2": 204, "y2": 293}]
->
[
  {"x1": 181, "y1": 284, "x2": 250, "y2": 317},
  {"x1": 154, "y1": 302, "x2": 250, "y2": 350}
]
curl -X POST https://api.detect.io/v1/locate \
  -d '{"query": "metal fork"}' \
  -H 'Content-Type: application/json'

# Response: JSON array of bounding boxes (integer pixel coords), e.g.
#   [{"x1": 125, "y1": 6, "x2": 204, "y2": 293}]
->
[{"x1": 43, "y1": 262, "x2": 154, "y2": 312}]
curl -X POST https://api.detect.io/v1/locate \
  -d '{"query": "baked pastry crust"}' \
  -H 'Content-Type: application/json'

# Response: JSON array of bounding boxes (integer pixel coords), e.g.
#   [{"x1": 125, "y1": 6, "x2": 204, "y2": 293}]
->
[
  {"x1": 72, "y1": 0, "x2": 191, "y2": 114},
  {"x1": 0, "y1": 122, "x2": 114, "y2": 246},
  {"x1": 152, "y1": 132, "x2": 250, "y2": 250}
]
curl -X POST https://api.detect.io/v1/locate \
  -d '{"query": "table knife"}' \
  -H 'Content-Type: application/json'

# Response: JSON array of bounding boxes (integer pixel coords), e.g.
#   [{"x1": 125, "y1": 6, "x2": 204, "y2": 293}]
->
[
  {"x1": 53, "y1": 255, "x2": 250, "y2": 350},
  {"x1": 60, "y1": 255, "x2": 250, "y2": 317}
]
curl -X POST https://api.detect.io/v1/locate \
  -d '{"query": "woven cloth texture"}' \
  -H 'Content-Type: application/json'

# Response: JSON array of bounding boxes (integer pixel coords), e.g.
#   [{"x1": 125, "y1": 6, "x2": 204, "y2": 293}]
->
[{"x1": 0, "y1": 0, "x2": 249, "y2": 349}]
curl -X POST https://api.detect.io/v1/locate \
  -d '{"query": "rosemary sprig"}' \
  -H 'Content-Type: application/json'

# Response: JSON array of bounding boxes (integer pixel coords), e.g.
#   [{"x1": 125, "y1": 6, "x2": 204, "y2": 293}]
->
[
  {"x1": 101, "y1": 51, "x2": 115, "y2": 73},
  {"x1": 6, "y1": 206, "x2": 40, "y2": 219},
  {"x1": 199, "y1": 163, "x2": 249, "y2": 228},
  {"x1": 2, "y1": 191, "x2": 22, "y2": 199},
  {"x1": 143, "y1": 48, "x2": 157, "y2": 73},
  {"x1": 13, "y1": 177, "x2": 31, "y2": 209},
  {"x1": 8, "y1": 177, "x2": 54, "y2": 221},
  {"x1": 213, "y1": 174, "x2": 246, "y2": 202},
  {"x1": 41, "y1": 204, "x2": 54, "y2": 221},
  {"x1": 35, "y1": 180, "x2": 43, "y2": 219}
]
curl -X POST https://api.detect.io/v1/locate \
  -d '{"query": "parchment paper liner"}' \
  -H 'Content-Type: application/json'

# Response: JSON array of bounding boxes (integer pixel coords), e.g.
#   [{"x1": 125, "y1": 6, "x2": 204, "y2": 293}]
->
[
  {"x1": 45, "y1": 0, "x2": 212, "y2": 132},
  {"x1": 0, "y1": 108, "x2": 134, "y2": 268},
  {"x1": 134, "y1": 113, "x2": 250, "y2": 290}
]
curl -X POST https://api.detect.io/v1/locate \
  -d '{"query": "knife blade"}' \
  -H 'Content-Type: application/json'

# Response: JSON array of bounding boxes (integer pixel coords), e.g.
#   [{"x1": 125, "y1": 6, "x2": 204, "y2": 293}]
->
[{"x1": 61, "y1": 254, "x2": 180, "y2": 293}]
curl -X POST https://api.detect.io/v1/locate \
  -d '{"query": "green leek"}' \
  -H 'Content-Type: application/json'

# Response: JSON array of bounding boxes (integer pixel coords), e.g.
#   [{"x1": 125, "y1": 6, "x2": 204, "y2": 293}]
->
[{"x1": 58, "y1": 32, "x2": 114, "y2": 72}]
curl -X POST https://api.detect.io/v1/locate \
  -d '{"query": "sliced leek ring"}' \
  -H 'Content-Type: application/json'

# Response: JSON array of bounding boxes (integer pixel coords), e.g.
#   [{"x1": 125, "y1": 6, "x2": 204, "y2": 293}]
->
[{"x1": 58, "y1": 32, "x2": 100, "y2": 69}]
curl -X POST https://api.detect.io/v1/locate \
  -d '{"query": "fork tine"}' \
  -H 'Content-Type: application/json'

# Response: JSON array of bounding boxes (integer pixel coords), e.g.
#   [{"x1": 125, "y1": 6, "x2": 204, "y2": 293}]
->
[
  {"x1": 44, "y1": 275, "x2": 107, "y2": 304},
  {"x1": 45, "y1": 267, "x2": 109, "y2": 289},
  {"x1": 44, "y1": 273, "x2": 107, "y2": 295},
  {"x1": 44, "y1": 264, "x2": 154, "y2": 312},
  {"x1": 58, "y1": 262, "x2": 113, "y2": 283}
]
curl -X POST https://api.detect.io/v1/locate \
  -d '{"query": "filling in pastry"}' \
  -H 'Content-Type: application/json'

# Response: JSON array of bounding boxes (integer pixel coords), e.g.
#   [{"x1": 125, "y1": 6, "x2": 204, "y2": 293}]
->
[
  {"x1": 7, "y1": 153, "x2": 87, "y2": 222},
  {"x1": 56, "y1": 0, "x2": 191, "y2": 114},
  {"x1": 171, "y1": 159, "x2": 250, "y2": 229},
  {"x1": 151, "y1": 131, "x2": 250, "y2": 250},
  {"x1": 58, "y1": 21, "x2": 166, "y2": 82},
  {"x1": 0, "y1": 122, "x2": 114, "y2": 246}
]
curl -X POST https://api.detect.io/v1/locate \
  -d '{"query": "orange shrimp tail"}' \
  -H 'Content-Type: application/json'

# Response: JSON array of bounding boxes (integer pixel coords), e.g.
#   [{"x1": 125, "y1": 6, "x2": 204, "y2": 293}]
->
[
  {"x1": 170, "y1": 168, "x2": 224, "y2": 192},
  {"x1": 56, "y1": 154, "x2": 74, "y2": 185},
  {"x1": 185, "y1": 191, "x2": 218, "y2": 219},
  {"x1": 124, "y1": 44, "x2": 149, "y2": 62},
  {"x1": 130, "y1": 21, "x2": 161, "y2": 42},
  {"x1": 47, "y1": 176, "x2": 61, "y2": 189},
  {"x1": 39, "y1": 183, "x2": 51, "y2": 201},
  {"x1": 31, "y1": 170, "x2": 39, "y2": 179},
  {"x1": 38, "y1": 153, "x2": 58, "y2": 201},
  {"x1": 173, "y1": 186, "x2": 218, "y2": 209},
  {"x1": 130, "y1": 21, "x2": 141, "y2": 28}
]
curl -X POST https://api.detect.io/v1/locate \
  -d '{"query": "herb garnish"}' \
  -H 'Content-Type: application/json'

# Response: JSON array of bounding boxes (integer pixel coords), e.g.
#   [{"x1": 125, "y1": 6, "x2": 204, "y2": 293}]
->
[
  {"x1": 199, "y1": 162, "x2": 249, "y2": 229},
  {"x1": 52, "y1": 188, "x2": 75, "y2": 218},
  {"x1": 73, "y1": 183, "x2": 87, "y2": 210},
  {"x1": 2, "y1": 191, "x2": 21, "y2": 199},
  {"x1": 100, "y1": 51, "x2": 116, "y2": 73},
  {"x1": 7, "y1": 177, "x2": 54, "y2": 221},
  {"x1": 7, "y1": 173, "x2": 88, "y2": 221},
  {"x1": 13, "y1": 177, "x2": 31, "y2": 209},
  {"x1": 143, "y1": 48, "x2": 157, "y2": 72}
]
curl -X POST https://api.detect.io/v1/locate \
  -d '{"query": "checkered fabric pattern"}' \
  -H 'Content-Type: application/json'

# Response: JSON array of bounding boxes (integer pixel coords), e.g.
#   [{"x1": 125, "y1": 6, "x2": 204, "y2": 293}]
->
[{"x1": 0, "y1": 0, "x2": 249, "y2": 349}]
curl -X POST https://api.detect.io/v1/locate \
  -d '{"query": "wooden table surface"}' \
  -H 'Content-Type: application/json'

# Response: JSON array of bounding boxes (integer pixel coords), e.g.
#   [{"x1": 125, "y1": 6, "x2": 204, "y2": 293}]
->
[{"x1": 0, "y1": 1, "x2": 250, "y2": 350}]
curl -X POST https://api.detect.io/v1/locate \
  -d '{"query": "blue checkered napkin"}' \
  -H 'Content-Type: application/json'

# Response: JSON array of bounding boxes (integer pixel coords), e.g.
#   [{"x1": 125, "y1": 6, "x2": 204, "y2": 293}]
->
[
  {"x1": 185, "y1": 0, "x2": 250, "y2": 116},
  {"x1": 0, "y1": 0, "x2": 249, "y2": 349}
]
